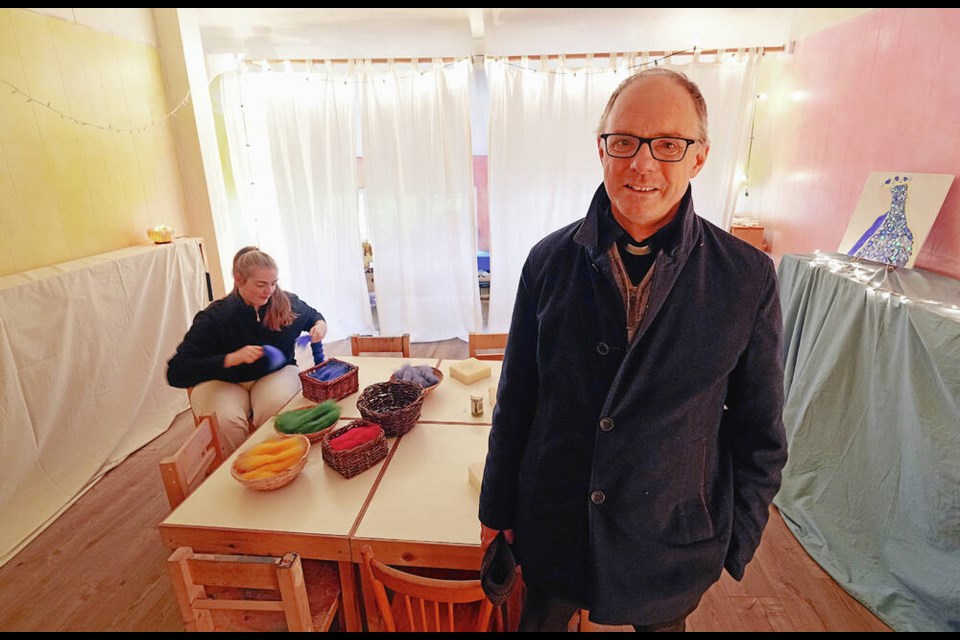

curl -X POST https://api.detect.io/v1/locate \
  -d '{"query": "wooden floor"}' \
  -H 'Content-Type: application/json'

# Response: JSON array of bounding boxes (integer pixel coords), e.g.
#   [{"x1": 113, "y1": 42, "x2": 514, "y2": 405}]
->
[{"x1": 0, "y1": 337, "x2": 891, "y2": 632}]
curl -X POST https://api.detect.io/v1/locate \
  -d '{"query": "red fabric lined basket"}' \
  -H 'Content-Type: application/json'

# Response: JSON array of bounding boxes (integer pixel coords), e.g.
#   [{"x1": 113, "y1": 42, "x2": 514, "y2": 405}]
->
[{"x1": 320, "y1": 420, "x2": 388, "y2": 479}]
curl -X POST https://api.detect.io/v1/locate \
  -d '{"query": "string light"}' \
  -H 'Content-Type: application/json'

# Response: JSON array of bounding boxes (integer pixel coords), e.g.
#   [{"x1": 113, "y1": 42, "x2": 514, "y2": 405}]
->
[
  {"x1": 502, "y1": 48, "x2": 695, "y2": 75},
  {"x1": 0, "y1": 77, "x2": 195, "y2": 134},
  {"x1": 241, "y1": 57, "x2": 468, "y2": 83},
  {"x1": 807, "y1": 253, "x2": 958, "y2": 315},
  {"x1": 237, "y1": 46, "x2": 770, "y2": 83}
]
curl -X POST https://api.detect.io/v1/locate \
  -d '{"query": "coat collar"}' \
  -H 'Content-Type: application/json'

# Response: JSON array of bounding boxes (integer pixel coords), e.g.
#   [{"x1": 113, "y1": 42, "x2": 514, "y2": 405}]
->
[{"x1": 574, "y1": 182, "x2": 700, "y2": 263}]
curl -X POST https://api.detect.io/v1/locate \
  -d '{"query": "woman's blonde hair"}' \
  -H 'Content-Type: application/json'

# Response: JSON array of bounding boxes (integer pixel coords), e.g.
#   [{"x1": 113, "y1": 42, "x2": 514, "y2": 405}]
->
[{"x1": 231, "y1": 246, "x2": 296, "y2": 331}]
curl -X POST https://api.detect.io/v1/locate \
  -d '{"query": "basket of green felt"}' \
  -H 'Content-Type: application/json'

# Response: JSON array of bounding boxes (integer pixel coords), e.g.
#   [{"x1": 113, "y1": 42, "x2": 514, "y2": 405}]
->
[{"x1": 299, "y1": 358, "x2": 359, "y2": 403}]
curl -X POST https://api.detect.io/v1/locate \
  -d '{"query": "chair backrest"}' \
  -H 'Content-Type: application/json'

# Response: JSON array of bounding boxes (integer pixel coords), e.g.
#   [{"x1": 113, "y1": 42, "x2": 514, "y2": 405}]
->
[
  {"x1": 159, "y1": 414, "x2": 224, "y2": 510},
  {"x1": 468, "y1": 333, "x2": 508, "y2": 361},
  {"x1": 351, "y1": 334, "x2": 411, "y2": 357},
  {"x1": 167, "y1": 547, "x2": 337, "y2": 632},
  {"x1": 359, "y1": 545, "x2": 499, "y2": 633}
]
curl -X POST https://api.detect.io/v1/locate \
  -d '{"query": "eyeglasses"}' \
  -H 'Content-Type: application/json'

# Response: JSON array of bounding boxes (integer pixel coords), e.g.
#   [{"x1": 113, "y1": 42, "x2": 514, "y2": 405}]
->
[{"x1": 600, "y1": 133, "x2": 697, "y2": 162}]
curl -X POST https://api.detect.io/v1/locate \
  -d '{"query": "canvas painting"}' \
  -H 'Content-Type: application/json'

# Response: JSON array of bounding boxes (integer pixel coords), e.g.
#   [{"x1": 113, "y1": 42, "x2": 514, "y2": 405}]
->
[{"x1": 838, "y1": 172, "x2": 954, "y2": 268}]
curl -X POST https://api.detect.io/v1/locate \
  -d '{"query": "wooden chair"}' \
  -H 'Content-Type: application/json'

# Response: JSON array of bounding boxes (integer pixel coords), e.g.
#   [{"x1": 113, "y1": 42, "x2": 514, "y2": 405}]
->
[
  {"x1": 167, "y1": 546, "x2": 341, "y2": 632},
  {"x1": 159, "y1": 414, "x2": 224, "y2": 510},
  {"x1": 359, "y1": 545, "x2": 501, "y2": 632},
  {"x1": 350, "y1": 334, "x2": 411, "y2": 357},
  {"x1": 468, "y1": 333, "x2": 508, "y2": 361}
]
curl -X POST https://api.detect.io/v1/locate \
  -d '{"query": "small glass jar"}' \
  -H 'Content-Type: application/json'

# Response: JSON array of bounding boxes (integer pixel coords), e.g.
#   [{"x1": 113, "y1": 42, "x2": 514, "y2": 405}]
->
[{"x1": 470, "y1": 393, "x2": 484, "y2": 417}]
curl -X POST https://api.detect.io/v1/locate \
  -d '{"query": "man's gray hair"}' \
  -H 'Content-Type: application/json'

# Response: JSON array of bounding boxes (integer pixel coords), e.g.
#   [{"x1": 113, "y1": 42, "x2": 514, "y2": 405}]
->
[{"x1": 597, "y1": 67, "x2": 709, "y2": 144}]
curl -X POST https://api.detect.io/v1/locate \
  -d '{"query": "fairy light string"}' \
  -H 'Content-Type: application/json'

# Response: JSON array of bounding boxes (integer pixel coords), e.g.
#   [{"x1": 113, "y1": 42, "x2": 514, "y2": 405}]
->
[{"x1": 0, "y1": 76, "x2": 195, "y2": 134}]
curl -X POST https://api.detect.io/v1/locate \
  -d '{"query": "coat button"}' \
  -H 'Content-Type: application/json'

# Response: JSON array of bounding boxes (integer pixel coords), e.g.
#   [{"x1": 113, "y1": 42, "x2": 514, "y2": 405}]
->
[
  {"x1": 596, "y1": 342, "x2": 610, "y2": 355},
  {"x1": 599, "y1": 417, "x2": 614, "y2": 431},
  {"x1": 591, "y1": 490, "x2": 606, "y2": 505}
]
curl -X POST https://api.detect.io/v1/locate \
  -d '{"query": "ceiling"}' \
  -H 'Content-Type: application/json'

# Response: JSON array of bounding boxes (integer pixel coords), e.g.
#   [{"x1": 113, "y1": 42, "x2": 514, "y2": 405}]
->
[{"x1": 194, "y1": 8, "x2": 874, "y2": 61}]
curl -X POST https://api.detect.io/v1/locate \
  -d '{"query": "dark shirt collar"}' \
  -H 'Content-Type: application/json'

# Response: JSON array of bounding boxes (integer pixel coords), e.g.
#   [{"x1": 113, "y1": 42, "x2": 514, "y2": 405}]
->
[{"x1": 588, "y1": 183, "x2": 692, "y2": 255}]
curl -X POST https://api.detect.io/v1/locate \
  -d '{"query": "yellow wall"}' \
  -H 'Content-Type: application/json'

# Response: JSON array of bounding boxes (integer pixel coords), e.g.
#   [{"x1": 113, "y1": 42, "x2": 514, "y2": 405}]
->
[{"x1": 0, "y1": 8, "x2": 187, "y2": 276}]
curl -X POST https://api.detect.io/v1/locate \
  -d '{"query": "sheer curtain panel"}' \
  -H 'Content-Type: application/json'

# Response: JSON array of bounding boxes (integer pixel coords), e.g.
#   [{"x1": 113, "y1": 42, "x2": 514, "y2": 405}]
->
[
  {"x1": 485, "y1": 56, "x2": 622, "y2": 333},
  {"x1": 217, "y1": 66, "x2": 374, "y2": 341},
  {"x1": 359, "y1": 58, "x2": 480, "y2": 341}
]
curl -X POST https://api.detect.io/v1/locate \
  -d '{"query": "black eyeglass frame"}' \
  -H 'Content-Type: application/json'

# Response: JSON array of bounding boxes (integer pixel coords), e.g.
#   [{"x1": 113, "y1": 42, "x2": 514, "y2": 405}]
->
[{"x1": 599, "y1": 133, "x2": 698, "y2": 162}]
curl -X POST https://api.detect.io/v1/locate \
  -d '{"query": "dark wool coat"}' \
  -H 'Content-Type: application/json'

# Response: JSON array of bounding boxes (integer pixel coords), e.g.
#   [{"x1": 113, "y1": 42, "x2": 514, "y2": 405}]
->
[
  {"x1": 479, "y1": 184, "x2": 788, "y2": 625},
  {"x1": 166, "y1": 291, "x2": 323, "y2": 388}
]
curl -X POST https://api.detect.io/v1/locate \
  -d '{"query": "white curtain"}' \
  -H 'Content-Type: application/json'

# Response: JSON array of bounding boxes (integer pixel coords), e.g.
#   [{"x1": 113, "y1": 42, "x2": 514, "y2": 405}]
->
[
  {"x1": 486, "y1": 56, "x2": 622, "y2": 332},
  {"x1": 359, "y1": 58, "x2": 480, "y2": 341},
  {"x1": 217, "y1": 67, "x2": 375, "y2": 341},
  {"x1": 486, "y1": 53, "x2": 761, "y2": 333}
]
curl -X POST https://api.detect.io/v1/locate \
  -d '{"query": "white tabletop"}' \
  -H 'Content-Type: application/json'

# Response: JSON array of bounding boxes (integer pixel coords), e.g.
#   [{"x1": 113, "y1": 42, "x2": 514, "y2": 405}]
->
[
  {"x1": 162, "y1": 417, "x2": 394, "y2": 538},
  {"x1": 352, "y1": 423, "x2": 489, "y2": 547},
  {"x1": 416, "y1": 359, "x2": 502, "y2": 424}
]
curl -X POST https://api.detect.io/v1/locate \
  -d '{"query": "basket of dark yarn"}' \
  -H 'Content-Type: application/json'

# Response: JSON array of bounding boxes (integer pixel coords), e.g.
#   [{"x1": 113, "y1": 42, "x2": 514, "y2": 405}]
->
[
  {"x1": 356, "y1": 379, "x2": 425, "y2": 437},
  {"x1": 320, "y1": 420, "x2": 388, "y2": 479},
  {"x1": 299, "y1": 358, "x2": 359, "y2": 403}
]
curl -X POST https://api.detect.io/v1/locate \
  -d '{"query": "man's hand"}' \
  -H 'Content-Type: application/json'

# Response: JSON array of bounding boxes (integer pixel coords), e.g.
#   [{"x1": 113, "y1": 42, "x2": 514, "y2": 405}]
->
[
  {"x1": 480, "y1": 523, "x2": 514, "y2": 555},
  {"x1": 224, "y1": 345, "x2": 263, "y2": 368}
]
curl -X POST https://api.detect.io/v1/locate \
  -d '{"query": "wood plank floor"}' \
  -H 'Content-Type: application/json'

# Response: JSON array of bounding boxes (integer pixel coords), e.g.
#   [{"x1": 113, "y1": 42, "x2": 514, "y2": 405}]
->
[{"x1": 0, "y1": 337, "x2": 891, "y2": 632}]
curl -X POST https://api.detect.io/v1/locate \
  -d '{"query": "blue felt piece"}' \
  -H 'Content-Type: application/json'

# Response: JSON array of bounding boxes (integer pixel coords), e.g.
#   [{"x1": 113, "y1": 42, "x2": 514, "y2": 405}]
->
[
  {"x1": 311, "y1": 340, "x2": 325, "y2": 365},
  {"x1": 262, "y1": 344, "x2": 287, "y2": 373},
  {"x1": 308, "y1": 360, "x2": 353, "y2": 382}
]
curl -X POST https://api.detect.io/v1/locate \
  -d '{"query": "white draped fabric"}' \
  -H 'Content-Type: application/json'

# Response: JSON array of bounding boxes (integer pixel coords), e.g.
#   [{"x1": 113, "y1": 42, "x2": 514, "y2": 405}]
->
[
  {"x1": 217, "y1": 68, "x2": 375, "y2": 342},
  {"x1": 485, "y1": 53, "x2": 761, "y2": 333},
  {"x1": 0, "y1": 240, "x2": 205, "y2": 568},
  {"x1": 359, "y1": 59, "x2": 480, "y2": 341}
]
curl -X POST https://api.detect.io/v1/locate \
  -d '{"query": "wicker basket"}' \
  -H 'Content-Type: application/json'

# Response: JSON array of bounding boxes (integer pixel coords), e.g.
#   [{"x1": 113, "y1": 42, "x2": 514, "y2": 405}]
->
[
  {"x1": 389, "y1": 366, "x2": 444, "y2": 396},
  {"x1": 320, "y1": 420, "x2": 388, "y2": 479},
  {"x1": 230, "y1": 434, "x2": 310, "y2": 491},
  {"x1": 357, "y1": 380, "x2": 425, "y2": 437},
  {"x1": 299, "y1": 358, "x2": 359, "y2": 403}
]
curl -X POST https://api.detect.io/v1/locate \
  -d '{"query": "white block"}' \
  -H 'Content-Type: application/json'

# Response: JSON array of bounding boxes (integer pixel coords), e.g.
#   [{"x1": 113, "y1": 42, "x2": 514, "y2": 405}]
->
[{"x1": 449, "y1": 358, "x2": 492, "y2": 384}]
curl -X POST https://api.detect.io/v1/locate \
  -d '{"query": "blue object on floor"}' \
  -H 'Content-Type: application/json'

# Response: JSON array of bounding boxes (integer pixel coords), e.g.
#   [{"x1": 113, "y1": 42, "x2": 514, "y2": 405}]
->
[{"x1": 477, "y1": 250, "x2": 490, "y2": 273}]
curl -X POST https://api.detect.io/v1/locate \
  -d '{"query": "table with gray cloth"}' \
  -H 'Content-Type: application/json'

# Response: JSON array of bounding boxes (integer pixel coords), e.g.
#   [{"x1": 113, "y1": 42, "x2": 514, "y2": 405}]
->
[{"x1": 775, "y1": 252, "x2": 960, "y2": 632}]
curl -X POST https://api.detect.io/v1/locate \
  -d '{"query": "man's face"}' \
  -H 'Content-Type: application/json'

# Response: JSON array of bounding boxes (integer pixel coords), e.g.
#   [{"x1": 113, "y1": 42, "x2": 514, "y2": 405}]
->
[{"x1": 599, "y1": 76, "x2": 709, "y2": 235}]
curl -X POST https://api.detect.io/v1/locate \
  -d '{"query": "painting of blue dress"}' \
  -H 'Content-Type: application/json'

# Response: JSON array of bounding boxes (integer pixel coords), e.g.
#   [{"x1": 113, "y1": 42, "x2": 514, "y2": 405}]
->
[
  {"x1": 847, "y1": 176, "x2": 914, "y2": 267},
  {"x1": 838, "y1": 172, "x2": 954, "y2": 269}
]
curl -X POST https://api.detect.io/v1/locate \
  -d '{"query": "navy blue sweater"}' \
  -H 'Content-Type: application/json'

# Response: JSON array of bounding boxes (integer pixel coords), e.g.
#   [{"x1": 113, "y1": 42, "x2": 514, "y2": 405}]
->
[{"x1": 166, "y1": 291, "x2": 323, "y2": 388}]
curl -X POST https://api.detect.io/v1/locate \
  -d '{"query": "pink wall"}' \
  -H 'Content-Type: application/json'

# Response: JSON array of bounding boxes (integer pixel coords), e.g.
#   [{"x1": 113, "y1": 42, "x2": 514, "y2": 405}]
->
[
  {"x1": 474, "y1": 156, "x2": 490, "y2": 252},
  {"x1": 753, "y1": 8, "x2": 960, "y2": 280}
]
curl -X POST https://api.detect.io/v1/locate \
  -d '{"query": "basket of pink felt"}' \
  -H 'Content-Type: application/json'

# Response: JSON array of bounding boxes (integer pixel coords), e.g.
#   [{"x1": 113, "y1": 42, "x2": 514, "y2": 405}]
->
[{"x1": 299, "y1": 358, "x2": 359, "y2": 403}]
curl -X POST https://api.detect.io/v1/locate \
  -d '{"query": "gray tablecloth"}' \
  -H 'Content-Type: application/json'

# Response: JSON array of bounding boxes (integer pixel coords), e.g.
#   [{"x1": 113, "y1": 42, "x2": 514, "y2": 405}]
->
[{"x1": 775, "y1": 252, "x2": 960, "y2": 631}]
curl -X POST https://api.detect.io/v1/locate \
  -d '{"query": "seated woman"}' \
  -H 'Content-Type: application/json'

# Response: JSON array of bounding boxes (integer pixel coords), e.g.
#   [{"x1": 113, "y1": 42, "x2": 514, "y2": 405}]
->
[{"x1": 166, "y1": 246, "x2": 327, "y2": 455}]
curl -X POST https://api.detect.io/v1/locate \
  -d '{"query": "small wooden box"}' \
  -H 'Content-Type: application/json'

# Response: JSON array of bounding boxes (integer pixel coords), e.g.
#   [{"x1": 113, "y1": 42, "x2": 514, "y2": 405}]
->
[{"x1": 730, "y1": 225, "x2": 767, "y2": 251}]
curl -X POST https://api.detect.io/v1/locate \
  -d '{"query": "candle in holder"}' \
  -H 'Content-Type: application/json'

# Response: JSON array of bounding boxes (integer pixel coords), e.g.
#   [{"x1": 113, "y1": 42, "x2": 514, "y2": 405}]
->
[{"x1": 147, "y1": 225, "x2": 174, "y2": 244}]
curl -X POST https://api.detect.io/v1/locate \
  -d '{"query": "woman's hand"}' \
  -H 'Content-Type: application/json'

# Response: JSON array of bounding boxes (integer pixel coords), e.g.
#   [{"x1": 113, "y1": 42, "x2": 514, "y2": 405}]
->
[
  {"x1": 310, "y1": 319, "x2": 328, "y2": 343},
  {"x1": 224, "y1": 345, "x2": 263, "y2": 368}
]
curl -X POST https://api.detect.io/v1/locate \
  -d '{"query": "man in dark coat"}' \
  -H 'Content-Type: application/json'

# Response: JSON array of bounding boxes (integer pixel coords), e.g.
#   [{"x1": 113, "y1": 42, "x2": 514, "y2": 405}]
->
[{"x1": 479, "y1": 68, "x2": 788, "y2": 631}]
